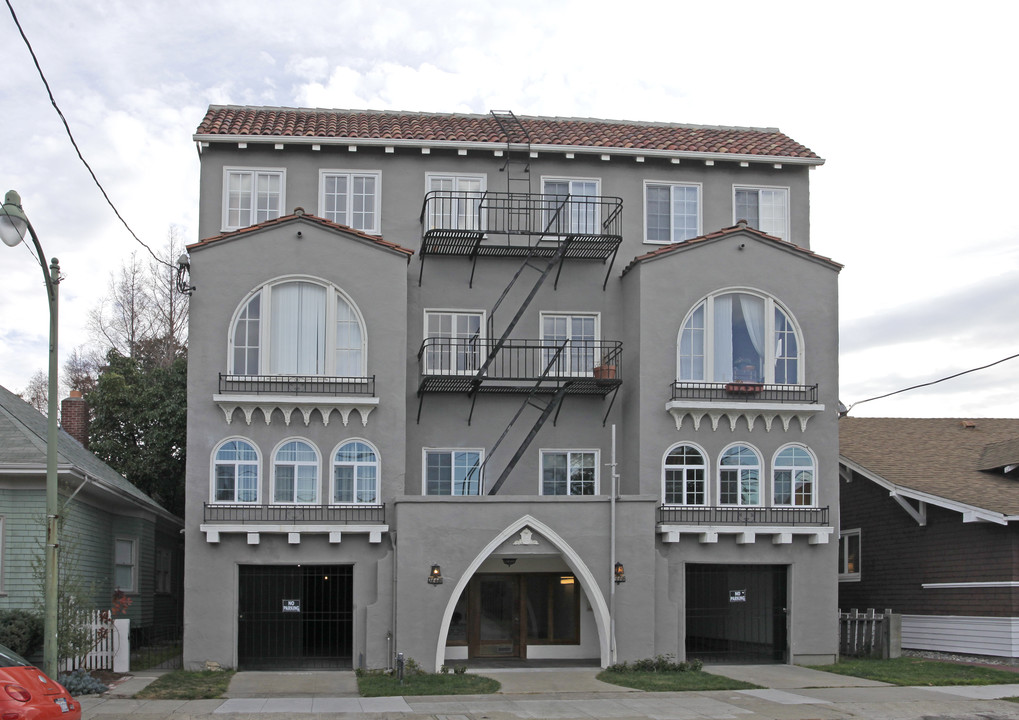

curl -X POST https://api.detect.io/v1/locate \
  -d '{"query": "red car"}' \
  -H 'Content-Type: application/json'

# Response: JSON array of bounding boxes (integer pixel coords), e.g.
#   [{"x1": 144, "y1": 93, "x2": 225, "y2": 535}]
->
[{"x1": 0, "y1": 644, "x2": 80, "y2": 719}]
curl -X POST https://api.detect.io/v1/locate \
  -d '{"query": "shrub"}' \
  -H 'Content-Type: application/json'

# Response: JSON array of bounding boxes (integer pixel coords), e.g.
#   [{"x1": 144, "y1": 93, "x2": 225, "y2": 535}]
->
[
  {"x1": 453, "y1": 664, "x2": 468, "y2": 675},
  {"x1": 0, "y1": 609, "x2": 43, "y2": 657},
  {"x1": 57, "y1": 668, "x2": 109, "y2": 695},
  {"x1": 607, "y1": 653, "x2": 703, "y2": 673}
]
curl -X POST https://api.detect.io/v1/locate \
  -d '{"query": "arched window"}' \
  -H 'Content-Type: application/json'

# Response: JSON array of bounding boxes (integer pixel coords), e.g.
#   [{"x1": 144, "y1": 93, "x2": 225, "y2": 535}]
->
[
  {"x1": 679, "y1": 291, "x2": 800, "y2": 384},
  {"x1": 230, "y1": 278, "x2": 366, "y2": 377},
  {"x1": 663, "y1": 445, "x2": 706, "y2": 505},
  {"x1": 333, "y1": 440, "x2": 379, "y2": 504},
  {"x1": 273, "y1": 439, "x2": 319, "y2": 504},
  {"x1": 719, "y1": 444, "x2": 761, "y2": 506},
  {"x1": 213, "y1": 439, "x2": 259, "y2": 503},
  {"x1": 773, "y1": 445, "x2": 815, "y2": 506}
]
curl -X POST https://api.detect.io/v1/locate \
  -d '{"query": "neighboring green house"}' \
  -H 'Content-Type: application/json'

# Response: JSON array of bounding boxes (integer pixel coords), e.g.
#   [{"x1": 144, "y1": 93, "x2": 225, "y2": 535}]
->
[{"x1": 0, "y1": 384, "x2": 183, "y2": 642}]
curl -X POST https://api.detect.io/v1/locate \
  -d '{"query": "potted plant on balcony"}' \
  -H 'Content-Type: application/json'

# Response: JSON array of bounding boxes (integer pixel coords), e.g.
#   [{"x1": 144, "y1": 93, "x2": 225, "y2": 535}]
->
[
  {"x1": 593, "y1": 362, "x2": 617, "y2": 380},
  {"x1": 724, "y1": 380, "x2": 763, "y2": 394}
]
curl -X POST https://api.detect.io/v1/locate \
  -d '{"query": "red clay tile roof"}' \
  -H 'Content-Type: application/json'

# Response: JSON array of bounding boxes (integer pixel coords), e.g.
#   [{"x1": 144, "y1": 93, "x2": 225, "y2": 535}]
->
[
  {"x1": 620, "y1": 222, "x2": 842, "y2": 276},
  {"x1": 840, "y1": 417, "x2": 1019, "y2": 517},
  {"x1": 187, "y1": 212, "x2": 414, "y2": 257},
  {"x1": 195, "y1": 106, "x2": 822, "y2": 163}
]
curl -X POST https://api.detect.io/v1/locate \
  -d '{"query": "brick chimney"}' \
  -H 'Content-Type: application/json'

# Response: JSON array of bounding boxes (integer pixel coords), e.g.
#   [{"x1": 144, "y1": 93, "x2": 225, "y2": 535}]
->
[{"x1": 61, "y1": 390, "x2": 88, "y2": 449}]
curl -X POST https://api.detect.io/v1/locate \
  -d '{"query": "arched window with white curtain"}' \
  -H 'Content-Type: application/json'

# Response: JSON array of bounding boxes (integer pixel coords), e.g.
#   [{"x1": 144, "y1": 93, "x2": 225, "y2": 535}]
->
[
  {"x1": 229, "y1": 278, "x2": 366, "y2": 377},
  {"x1": 679, "y1": 290, "x2": 800, "y2": 384},
  {"x1": 773, "y1": 445, "x2": 816, "y2": 507}
]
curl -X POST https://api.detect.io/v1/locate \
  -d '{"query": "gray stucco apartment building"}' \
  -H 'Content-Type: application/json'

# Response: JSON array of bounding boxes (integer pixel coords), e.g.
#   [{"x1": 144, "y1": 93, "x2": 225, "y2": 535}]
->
[{"x1": 182, "y1": 107, "x2": 842, "y2": 671}]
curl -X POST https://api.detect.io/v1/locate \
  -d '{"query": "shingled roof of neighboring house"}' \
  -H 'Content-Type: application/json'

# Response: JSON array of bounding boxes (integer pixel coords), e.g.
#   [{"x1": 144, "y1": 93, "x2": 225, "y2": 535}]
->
[
  {"x1": 187, "y1": 212, "x2": 414, "y2": 257},
  {"x1": 195, "y1": 106, "x2": 822, "y2": 163},
  {"x1": 0, "y1": 384, "x2": 180, "y2": 523},
  {"x1": 839, "y1": 417, "x2": 1019, "y2": 518},
  {"x1": 620, "y1": 221, "x2": 843, "y2": 276}
]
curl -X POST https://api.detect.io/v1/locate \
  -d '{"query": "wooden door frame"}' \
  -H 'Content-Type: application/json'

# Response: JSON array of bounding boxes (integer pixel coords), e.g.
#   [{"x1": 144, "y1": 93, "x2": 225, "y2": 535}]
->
[{"x1": 468, "y1": 573, "x2": 525, "y2": 659}]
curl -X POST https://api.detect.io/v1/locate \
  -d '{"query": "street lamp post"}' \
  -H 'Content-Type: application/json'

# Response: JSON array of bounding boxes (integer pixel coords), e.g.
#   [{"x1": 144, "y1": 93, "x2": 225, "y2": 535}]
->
[{"x1": 1, "y1": 190, "x2": 61, "y2": 680}]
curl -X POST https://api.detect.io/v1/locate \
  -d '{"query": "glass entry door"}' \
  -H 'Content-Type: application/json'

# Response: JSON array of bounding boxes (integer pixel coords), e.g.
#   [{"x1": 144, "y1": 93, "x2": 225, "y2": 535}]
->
[{"x1": 471, "y1": 575, "x2": 521, "y2": 658}]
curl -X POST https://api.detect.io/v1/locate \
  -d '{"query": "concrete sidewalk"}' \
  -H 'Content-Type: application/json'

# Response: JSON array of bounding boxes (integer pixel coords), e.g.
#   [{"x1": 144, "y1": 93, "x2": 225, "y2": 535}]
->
[{"x1": 78, "y1": 664, "x2": 1019, "y2": 719}]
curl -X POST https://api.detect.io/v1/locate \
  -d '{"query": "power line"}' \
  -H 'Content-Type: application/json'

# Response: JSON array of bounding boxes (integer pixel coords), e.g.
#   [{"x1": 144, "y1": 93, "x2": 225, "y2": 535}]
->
[
  {"x1": 846, "y1": 351, "x2": 1019, "y2": 413},
  {"x1": 5, "y1": 0, "x2": 173, "y2": 269}
]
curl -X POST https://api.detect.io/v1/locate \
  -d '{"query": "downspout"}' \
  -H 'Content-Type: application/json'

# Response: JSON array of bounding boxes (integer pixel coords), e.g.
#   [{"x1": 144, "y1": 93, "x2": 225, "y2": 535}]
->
[
  {"x1": 609, "y1": 424, "x2": 618, "y2": 664},
  {"x1": 389, "y1": 524, "x2": 397, "y2": 671}
]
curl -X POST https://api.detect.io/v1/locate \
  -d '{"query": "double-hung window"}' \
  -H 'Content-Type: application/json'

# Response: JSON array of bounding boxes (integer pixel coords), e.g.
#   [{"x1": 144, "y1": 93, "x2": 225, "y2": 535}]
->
[
  {"x1": 838, "y1": 529, "x2": 861, "y2": 581},
  {"x1": 663, "y1": 445, "x2": 706, "y2": 505},
  {"x1": 424, "y1": 310, "x2": 483, "y2": 374},
  {"x1": 541, "y1": 450, "x2": 597, "y2": 496},
  {"x1": 426, "y1": 174, "x2": 485, "y2": 231},
  {"x1": 114, "y1": 538, "x2": 137, "y2": 593},
  {"x1": 424, "y1": 449, "x2": 482, "y2": 496},
  {"x1": 333, "y1": 440, "x2": 379, "y2": 504},
  {"x1": 678, "y1": 291, "x2": 800, "y2": 385},
  {"x1": 224, "y1": 168, "x2": 284, "y2": 230},
  {"x1": 273, "y1": 440, "x2": 319, "y2": 503},
  {"x1": 719, "y1": 445, "x2": 761, "y2": 506},
  {"x1": 734, "y1": 186, "x2": 788, "y2": 240},
  {"x1": 541, "y1": 313, "x2": 597, "y2": 375},
  {"x1": 542, "y1": 178, "x2": 600, "y2": 234},
  {"x1": 155, "y1": 549, "x2": 172, "y2": 594},
  {"x1": 231, "y1": 280, "x2": 366, "y2": 378},
  {"x1": 645, "y1": 182, "x2": 701, "y2": 243},
  {"x1": 213, "y1": 439, "x2": 259, "y2": 503},
  {"x1": 773, "y1": 445, "x2": 815, "y2": 506},
  {"x1": 320, "y1": 170, "x2": 380, "y2": 233}
]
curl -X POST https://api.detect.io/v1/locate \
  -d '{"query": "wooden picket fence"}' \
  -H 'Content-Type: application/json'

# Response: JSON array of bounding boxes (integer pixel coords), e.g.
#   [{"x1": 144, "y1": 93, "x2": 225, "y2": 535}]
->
[
  {"x1": 839, "y1": 608, "x2": 900, "y2": 659},
  {"x1": 63, "y1": 610, "x2": 130, "y2": 672}
]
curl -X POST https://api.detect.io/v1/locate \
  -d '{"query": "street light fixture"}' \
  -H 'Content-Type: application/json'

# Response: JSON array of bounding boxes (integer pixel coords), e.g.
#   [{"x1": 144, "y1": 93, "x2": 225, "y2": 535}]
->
[{"x1": 1, "y1": 190, "x2": 61, "y2": 680}]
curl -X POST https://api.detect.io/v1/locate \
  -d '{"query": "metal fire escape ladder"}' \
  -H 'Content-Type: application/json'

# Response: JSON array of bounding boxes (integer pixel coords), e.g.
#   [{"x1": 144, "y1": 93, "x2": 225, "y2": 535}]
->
[{"x1": 490, "y1": 110, "x2": 531, "y2": 194}]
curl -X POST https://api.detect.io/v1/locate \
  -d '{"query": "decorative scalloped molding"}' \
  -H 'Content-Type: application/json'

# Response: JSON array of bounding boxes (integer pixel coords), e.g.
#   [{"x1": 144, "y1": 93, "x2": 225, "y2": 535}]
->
[
  {"x1": 213, "y1": 394, "x2": 380, "y2": 427},
  {"x1": 665, "y1": 401, "x2": 825, "y2": 433}
]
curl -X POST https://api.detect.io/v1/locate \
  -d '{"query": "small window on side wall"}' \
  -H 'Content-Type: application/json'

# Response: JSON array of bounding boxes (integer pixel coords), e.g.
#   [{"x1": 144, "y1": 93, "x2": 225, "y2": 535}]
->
[
  {"x1": 838, "y1": 529, "x2": 861, "y2": 581},
  {"x1": 114, "y1": 538, "x2": 137, "y2": 593}
]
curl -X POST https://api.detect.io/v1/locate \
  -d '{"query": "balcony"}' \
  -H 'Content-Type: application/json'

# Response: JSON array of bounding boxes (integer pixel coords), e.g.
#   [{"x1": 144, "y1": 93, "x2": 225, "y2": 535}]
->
[
  {"x1": 418, "y1": 338, "x2": 622, "y2": 396},
  {"x1": 657, "y1": 505, "x2": 833, "y2": 545},
  {"x1": 200, "y1": 502, "x2": 388, "y2": 544},
  {"x1": 666, "y1": 381, "x2": 825, "y2": 432},
  {"x1": 418, "y1": 190, "x2": 624, "y2": 287},
  {"x1": 214, "y1": 373, "x2": 379, "y2": 427}
]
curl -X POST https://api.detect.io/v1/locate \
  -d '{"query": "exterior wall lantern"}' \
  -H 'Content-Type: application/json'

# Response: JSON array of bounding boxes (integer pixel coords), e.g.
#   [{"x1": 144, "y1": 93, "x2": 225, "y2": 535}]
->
[
  {"x1": 614, "y1": 562, "x2": 626, "y2": 584},
  {"x1": 428, "y1": 563, "x2": 443, "y2": 584}
]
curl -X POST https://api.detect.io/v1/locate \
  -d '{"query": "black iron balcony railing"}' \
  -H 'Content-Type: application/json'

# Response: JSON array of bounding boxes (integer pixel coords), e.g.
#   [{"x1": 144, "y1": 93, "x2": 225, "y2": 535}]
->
[
  {"x1": 204, "y1": 502, "x2": 386, "y2": 524},
  {"x1": 670, "y1": 382, "x2": 818, "y2": 404},
  {"x1": 420, "y1": 190, "x2": 623, "y2": 257},
  {"x1": 417, "y1": 338, "x2": 622, "y2": 395},
  {"x1": 219, "y1": 374, "x2": 376, "y2": 396},
  {"x1": 657, "y1": 505, "x2": 829, "y2": 526}
]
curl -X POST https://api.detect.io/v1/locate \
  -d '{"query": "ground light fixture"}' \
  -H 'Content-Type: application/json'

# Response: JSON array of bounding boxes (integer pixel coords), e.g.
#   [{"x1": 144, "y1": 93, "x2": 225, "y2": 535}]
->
[
  {"x1": 614, "y1": 562, "x2": 626, "y2": 584},
  {"x1": 428, "y1": 563, "x2": 443, "y2": 584},
  {"x1": 0, "y1": 190, "x2": 61, "y2": 681}
]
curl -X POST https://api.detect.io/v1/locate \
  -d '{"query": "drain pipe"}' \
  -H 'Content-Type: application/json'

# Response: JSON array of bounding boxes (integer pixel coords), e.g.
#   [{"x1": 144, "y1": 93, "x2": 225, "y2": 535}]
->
[
  {"x1": 389, "y1": 528, "x2": 397, "y2": 671},
  {"x1": 609, "y1": 424, "x2": 618, "y2": 664}
]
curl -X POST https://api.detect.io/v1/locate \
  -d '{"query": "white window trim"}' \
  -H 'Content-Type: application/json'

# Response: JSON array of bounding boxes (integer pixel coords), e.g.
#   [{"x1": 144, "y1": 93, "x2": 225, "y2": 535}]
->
[
  {"x1": 222, "y1": 167, "x2": 286, "y2": 232},
  {"x1": 643, "y1": 180, "x2": 703, "y2": 244},
  {"x1": 676, "y1": 287, "x2": 805, "y2": 385},
  {"x1": 114, "y1": 537, "x2": 138, "y2": 594},
  {"x1": 421, "y1": 447, "x2": 485, "y2": 496},
  {"x1": 538, "y1": 311, "x2": 601, "y2": 377},
  {"x1": 838, "y1": 528, "x2": 862, "y2": 582},
  {"x1": 424, "y1": 173, "x2": 488, "y2": 232},
  {"x1": 318, "y1": 169, "x2": 382, "y2": 234},
  {"x1": 732, "y1": 184, "x2": 790, "y2": 240},
  {"x1": 423, "y1": 308, "x2": 487, "y2": 376},
  {"x1": 540, "y1": 176, "x2": 602, "y2": 191},
  {"x1": 210, "y1": 436, "x2": 261, "y2": 504},
  {"x1": 771, "y1": 443, "x2": 818, "y2": 508},
  {"x1": 330, "y1": 437, "x2": 381, "y2": 505},
  {"x1": 538, "y1": 448, "x2": 600, "y2": 496},
  {"x1": 660, "y1": 442, "x2": 710, "y2": 506},
  {"x1": 227, "y1": 275, "x2": 369, "y2": 378},
  {"x1": 717, "y1": 443, "x2": 763, "y2": 507},
  {"x1": 271, "y1": 437, "x2": 321, "y2": 505}
]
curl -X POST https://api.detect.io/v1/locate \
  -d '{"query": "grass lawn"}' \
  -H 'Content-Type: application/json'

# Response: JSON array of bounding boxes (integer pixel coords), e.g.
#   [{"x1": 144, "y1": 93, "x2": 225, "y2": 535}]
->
[
  {"x1": 596, "y1": 669, "x2": 761, "y2": 692},
  {"x1": 808, "y1": 657, "x2": 1019, "y2": 686},
  {"x1": 357, "y1": 672, "x2": 500, "y2": 697},
  {"x1": 133, "y1": 670, "x2": 236, "y2": 699}
]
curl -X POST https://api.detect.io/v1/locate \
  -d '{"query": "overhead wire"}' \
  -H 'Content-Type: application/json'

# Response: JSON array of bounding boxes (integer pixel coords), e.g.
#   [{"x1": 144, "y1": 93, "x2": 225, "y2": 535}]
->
[
  {"x1": 846, "y1": 351, "x2": 1019, "y2": 414},
  {"x1": 5, "y1": 0, "x2": 174, "y2": 269}
]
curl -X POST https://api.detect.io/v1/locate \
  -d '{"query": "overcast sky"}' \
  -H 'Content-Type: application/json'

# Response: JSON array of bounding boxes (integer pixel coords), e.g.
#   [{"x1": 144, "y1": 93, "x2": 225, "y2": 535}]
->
[{"x1": 2, "y1": 0, "x2": 1017, "y2": 418}]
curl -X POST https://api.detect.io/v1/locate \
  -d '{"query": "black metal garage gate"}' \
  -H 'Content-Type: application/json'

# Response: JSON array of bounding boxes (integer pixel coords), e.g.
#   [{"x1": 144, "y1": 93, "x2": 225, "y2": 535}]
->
[
  {"x1": 238, "y1": 564, "x2": 353, "y2": 669},
  {"x1": 685, "y1": 564, "x2": 787, "y2": 663}
]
